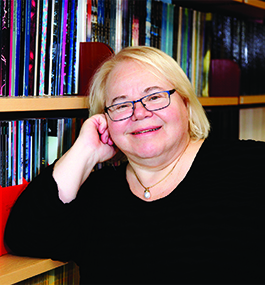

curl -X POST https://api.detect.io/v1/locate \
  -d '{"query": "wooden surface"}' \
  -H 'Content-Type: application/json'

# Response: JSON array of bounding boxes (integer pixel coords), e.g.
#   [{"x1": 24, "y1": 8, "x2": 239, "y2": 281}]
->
[
  {"x1": 198, "y1": 96, "x2": 239, "y2": 106},
  {"x1": 244, "y1": 0, "x2": 265, "y2": 9},
  {"x1": 0, "y1": 254, "x2": 66, "y2": 284},
  {"x1": 1, "y1": 95, "x2": 265, "y2": 113},
  {"x1": 0, "y1": 96, "x2": 88, "y2": 112},
  {"x1": 239, "y1": 95, "x2": 265, "y2": 105}
]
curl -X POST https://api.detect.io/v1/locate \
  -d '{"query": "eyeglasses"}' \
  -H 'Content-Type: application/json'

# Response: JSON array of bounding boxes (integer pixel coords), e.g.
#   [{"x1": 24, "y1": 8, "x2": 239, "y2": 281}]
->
[{"x1": 105, "y1": 89, "x2": 176, "y2": 122}]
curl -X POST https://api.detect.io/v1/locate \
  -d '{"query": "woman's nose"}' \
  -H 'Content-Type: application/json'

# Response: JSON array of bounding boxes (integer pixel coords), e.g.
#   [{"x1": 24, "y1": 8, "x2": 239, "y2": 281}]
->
[{"x1": 131, "y1": 101, "x2": 153, "y2": 121}]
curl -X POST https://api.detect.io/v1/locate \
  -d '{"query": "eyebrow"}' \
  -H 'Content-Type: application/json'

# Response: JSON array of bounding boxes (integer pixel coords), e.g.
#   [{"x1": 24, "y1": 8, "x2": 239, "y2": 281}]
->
[
  {"x1": 110, "y1": 95, "x2": 128, "y2": 105},
  {"x1": 110, "y1": 86, "x2": 163, "y2": 105}
]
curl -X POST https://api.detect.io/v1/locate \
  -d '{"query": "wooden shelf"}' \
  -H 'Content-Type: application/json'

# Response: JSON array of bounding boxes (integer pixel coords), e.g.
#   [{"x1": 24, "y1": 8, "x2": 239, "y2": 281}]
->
[
  {"x1": 0, "y1": 96, "x2": 88, "y2": 112},
  {"x1": 244, "y1": 0, "x2": 265, "y2": 10},
  {"x1": 198, "y1": 97, "x2": 239, "y2": 106},
  {"x1": 239, "y1": 95, "x2": 265, "y2": 104},
  {"x1": 1, "y1": 96, "x2": 265, "y2": 114},
  {"x1": 0, "y1": 254, "x2": 66, "y2": 284},
  {"x1": 176, "y1": 0, "x2": 265, "y2": 18}
]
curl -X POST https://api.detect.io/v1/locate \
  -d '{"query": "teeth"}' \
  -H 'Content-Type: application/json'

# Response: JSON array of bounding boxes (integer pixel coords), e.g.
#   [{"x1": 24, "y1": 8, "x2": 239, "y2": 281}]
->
[{"x1": 133, "y1": 127, "x2": 160, "y2": 135}]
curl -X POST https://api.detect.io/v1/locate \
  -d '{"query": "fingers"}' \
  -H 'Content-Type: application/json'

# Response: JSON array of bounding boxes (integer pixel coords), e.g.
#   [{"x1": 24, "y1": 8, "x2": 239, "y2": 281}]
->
[{"x1": 94, "y1": 114, "x2": 114, "y2": 146}]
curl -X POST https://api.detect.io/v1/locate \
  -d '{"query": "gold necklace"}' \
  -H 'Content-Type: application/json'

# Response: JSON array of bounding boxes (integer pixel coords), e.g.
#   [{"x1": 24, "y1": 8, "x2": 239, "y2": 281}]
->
[{"x1": 131, "y1": 139, "x2": 190, "y2": 199}]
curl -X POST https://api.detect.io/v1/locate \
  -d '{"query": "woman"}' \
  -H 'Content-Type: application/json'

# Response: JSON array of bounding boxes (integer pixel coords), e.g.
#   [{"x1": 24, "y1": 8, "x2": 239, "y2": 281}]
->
[{"x1": 5, "y1": 46, "x2": 265, "y2": 284}]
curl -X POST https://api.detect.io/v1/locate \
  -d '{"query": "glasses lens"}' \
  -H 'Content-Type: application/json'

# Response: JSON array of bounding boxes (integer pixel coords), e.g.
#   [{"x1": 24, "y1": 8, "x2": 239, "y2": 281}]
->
[
  {"x1": 143, "y1": 91, "x2": 170, "y2": 111},
  {"x1": 108, "y1": 102, "x2": 134, "y2": 121}
]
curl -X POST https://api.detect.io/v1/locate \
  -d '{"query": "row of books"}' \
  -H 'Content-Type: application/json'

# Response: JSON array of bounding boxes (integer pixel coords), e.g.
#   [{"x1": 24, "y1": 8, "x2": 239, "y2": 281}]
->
[
  {"x1": 0, "y1": 0, "x2": 81, "y2": 97},
  {"x1": 84, "y1": 0, "x2": 212, "y2": 97},
  {"x1": 1, "y1": 0, "x2": 265, "y2": 98},
  {"x1": 211, "y1": 13, "x2": 265, "y2": 95},
  {"x1": 0, "y1": 117, "x2": 85, "y2": 187},
  {"x1": 0, "y1": 0, "x2": 210, "y2": 97}
]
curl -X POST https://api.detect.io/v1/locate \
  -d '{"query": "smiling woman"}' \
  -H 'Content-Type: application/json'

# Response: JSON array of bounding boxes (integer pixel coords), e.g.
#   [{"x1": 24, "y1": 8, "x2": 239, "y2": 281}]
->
[
  {"x1": 89, "y1": 46, "x2": 210, "y2": 141},
  {"x1": 5, "y1": 46, "x2": 265, "y2": 285}
]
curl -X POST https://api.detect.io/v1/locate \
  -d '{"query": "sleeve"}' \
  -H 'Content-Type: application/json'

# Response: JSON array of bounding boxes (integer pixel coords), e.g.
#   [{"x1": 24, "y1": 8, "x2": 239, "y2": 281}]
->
[{"x1": 4, "y1": 163, "x2": 85, "y2": 262}]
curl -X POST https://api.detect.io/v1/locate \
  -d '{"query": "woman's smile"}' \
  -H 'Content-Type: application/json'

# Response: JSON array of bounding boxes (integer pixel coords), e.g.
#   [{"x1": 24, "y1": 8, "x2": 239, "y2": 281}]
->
[{"x1": 130, "y1": 126, "x2": 162, "y2": 136}]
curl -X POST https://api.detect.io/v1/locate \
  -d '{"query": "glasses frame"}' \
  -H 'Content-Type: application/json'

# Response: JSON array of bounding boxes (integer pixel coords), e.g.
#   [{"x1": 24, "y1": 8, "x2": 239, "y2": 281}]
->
[{"x1": 105, "y1": 89, "x2": 176, "y2": 122}]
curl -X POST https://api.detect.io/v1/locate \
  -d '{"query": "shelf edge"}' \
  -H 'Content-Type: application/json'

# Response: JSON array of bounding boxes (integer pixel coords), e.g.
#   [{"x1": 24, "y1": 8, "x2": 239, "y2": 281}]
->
[
  {"x1": 243, "y1": 0, "x2": 265, "y2": 10},
  {"x1": 0, "y1": 254, "x2": 67, "y2": 284},
  {"x1": 239, "y1": 95, "x2": 265, "y2": 104},
  {"x1": 198, "y1": 97, "x2": 239, "y2": 106},
  {"x1": 0, "y1": 96, "x2": 88, "y2": 112}
]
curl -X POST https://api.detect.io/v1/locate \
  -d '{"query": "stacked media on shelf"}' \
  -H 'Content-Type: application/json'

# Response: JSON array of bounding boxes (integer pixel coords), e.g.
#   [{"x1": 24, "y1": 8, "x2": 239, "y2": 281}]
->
[
  {"x1": 0, "y1": 117, "x2": 85, "y2": 187},
  {"x1": 1, "y1": 0, "x2": 265, "y2": 97}
]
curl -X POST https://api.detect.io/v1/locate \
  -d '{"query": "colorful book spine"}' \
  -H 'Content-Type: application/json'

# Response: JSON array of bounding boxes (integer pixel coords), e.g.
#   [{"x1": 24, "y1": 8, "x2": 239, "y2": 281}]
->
[
  {"x1": 11, "y1": 121, "x2": 17, "y2": 185},
  {"x1": 86, "y1": 0, "x2": 92, "y2": 42},
  {"x1": 131, "y1": 0, "x2": 139, "y2": 47},
  {"x1": 145, "y1": 0, "x2": 151, "y2": 46}
]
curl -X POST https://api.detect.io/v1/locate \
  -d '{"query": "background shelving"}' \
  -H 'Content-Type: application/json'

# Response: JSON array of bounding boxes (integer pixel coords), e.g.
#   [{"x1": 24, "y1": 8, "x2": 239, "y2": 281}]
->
[{"x1": 0, "y1": 254, "x2": 68, "y2": 285}]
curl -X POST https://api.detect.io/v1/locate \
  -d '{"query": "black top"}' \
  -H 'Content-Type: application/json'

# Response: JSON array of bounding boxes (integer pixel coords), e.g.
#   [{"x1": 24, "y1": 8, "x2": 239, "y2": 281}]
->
[{"x1": 5, "y1": 139, "x2": 265, "y2": 284}]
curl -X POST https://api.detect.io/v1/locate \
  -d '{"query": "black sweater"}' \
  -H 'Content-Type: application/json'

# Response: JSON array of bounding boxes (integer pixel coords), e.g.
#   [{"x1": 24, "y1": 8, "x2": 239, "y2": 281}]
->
[{"x1": 5, "y1": 139, "x2": 265, "y2": 284}]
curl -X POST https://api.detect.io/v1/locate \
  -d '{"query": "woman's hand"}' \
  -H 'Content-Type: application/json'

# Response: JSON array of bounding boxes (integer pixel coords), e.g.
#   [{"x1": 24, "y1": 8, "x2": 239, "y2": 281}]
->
[
  {"x1": 53, "y1": 114, "x2": 118, "y2": 203},
  {"x1": 78, "y1": 114, "x2": 118, "y2": 163}
]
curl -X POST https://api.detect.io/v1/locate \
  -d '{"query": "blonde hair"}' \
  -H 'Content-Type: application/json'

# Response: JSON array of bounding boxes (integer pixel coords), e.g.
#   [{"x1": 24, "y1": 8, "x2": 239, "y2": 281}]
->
[{"x1": 89, "y1": 46, "x2": 210, "y2": 141}]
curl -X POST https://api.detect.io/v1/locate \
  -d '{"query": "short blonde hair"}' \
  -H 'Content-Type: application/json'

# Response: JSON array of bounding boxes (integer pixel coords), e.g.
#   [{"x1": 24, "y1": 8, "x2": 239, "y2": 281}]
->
[{"x1": 89, "y1": 46, "x2": 210, "y2": 140}]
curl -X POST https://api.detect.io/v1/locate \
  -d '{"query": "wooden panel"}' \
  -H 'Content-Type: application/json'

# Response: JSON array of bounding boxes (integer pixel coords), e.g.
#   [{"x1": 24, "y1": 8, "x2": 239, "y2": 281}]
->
[
  {"x1": 78, "y1": 42, "x2": 114, "y2": 95},
  {"x1": 239, "y1": 95, "x2": 265, "y2": 105},
  {"x1": 198, "y1": 97, "x2": 239, "y2": 106},
  {"x1": 0, "y1": 96, "x2": 88, "y2": 112},
  {"x1": 244, "y1": 0, "x2": 265, "y2": 9},
  {"x1": 0, "y1": 254, "x2": 66, "y2": 284},
  {"x1": 240, "y1": 107, "x2": 265, "y2": 141}
]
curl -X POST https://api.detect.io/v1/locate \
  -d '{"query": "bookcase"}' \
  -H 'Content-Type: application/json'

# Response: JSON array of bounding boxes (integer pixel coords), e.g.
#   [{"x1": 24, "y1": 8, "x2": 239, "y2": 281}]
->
[{"x1": 1, "y1": 0, "x2": 265, "y2": 284}]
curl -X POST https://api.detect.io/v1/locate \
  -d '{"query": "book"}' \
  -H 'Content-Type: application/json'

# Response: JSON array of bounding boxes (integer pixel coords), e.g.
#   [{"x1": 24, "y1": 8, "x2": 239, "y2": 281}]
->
[{"x1": 145, "y1": 0, "x2": 151, "y2": 46}]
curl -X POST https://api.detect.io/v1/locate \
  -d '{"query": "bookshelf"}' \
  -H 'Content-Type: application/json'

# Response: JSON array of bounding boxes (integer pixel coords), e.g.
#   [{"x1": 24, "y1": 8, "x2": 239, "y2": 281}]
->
[
  {"x1": 239, "y1": 95, "x2": 265, "y2": 105},
  {"x1": 0, "y1": 96, "x2": 88, "y2": 112},
  {"x1": 1, "y1": 0, "x2": 265, "y2": 284},
  {"x1": 0, "y1": 254, "x2": 67, "y2": 285},
  {"x1": 1, "y1": 95, "x2": 265, "y2": 114}
]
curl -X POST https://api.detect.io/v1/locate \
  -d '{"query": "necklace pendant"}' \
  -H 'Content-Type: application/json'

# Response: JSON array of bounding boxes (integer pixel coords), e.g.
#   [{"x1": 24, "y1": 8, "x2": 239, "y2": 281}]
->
[{"x1": 144, "y1": 188, "x2": 151, "y2": 199}]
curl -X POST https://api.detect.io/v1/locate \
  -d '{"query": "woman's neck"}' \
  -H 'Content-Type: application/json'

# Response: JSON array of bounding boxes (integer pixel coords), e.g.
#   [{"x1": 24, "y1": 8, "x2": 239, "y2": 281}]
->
[{"x1": 126, "y1": 139, "x2": 204, "y2": 201}]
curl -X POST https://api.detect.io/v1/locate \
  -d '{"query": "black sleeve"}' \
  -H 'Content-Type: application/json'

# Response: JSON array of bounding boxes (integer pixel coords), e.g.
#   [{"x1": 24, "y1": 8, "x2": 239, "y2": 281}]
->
[{"x1": 4, "y1": 164, "x2": 84, "y2": 262}]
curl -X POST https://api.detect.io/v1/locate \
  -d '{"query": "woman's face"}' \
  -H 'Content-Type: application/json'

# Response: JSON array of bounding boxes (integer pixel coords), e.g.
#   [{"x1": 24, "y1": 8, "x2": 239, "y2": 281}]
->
[{"x1": 105, "y1": 60, "x2": 190, "y2": 165}]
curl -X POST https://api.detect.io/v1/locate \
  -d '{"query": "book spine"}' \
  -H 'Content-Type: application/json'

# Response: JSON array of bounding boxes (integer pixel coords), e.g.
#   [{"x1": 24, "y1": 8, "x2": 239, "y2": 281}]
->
[
  {"x1": 0, "y1": 0, "x2": 10, "y2": 96},
  {"x1": 145, "y1": 0, "x2": 151, "y2": 46},
  {"x1": 33, "y1": 0, "x2": 42, "y2": 96},
  {"x1": 161, "y1": 2, "x2": 167, "y2": 53},
  {"x1": 202, "y1": 13, "x2": 212, "y2": 97},
  {"x1": 11, "y1": 121, "x2": 16, "y2": 185},
  {"x1": 109, "y1": 0, "x2": 116, "y2": 51},
  {"x1": 17, "y1": 120, "x2": 24, "y2": 185},
  {"x1": 131, "y1": 0, "x2": 139, "y2": 47},
  {"x1": 72, "y1": 0, "x2": 78, "y2": 94},
  {"x1": 91, "y1": 0, "x2": 98, "y2": 42},
  {"x1": 138, "y1": 0, "x2": 146, "y2": 46},
  {"x1": 38, "y1": 0, "x2": 48, "y2": 95},
  {"x1": 86, "y1": 0, "x2": 92, "y2": 41}
]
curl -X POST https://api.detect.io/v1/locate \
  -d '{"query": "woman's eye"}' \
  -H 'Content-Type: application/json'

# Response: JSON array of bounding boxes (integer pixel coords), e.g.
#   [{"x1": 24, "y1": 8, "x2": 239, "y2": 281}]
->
[
  {"x1": 116, "y1": 104, "x2": 130, "y2": 111},
  {"x1": 149, "y1": 94, "x2": 162, "y2": 101}
]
